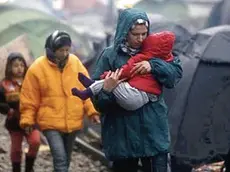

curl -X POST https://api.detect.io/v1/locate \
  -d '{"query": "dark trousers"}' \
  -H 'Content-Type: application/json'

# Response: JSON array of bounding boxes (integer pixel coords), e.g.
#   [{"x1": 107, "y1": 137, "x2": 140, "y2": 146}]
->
[
  {"x1": 170, "y1": 155, "x2": 192, "y2": 172},
  {"x1": 112, "y1": 153, "x2": 168, "y2": 172},
  {"x1": 225, "y1": 149, "x2": 230, "y2": 172}
]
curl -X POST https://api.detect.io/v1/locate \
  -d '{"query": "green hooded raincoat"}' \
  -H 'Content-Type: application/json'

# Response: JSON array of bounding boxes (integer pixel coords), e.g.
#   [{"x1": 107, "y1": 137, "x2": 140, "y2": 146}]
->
[{"x1": 92, "y1": 8, "x2": 183, "y2": 161}]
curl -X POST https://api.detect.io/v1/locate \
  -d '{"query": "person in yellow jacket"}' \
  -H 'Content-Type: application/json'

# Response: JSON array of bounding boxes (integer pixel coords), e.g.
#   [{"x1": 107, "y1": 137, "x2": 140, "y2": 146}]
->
[{"x1": 19, "y1": 30, "x2": 100, "y2": 172}]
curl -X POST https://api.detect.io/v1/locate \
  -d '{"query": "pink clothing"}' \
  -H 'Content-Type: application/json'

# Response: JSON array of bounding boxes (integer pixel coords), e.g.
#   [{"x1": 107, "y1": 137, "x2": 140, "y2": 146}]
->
[{"x1": 9, "y1": 129, "x2": 40, "y2": 162}]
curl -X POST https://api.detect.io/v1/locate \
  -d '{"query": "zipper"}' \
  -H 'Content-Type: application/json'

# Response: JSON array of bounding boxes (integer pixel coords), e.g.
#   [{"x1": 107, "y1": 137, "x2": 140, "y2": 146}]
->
[
  {"x1": 140, "y1": 108, "x2": 145, "y2": 158},
  {"x1": 60, "y1": 70, "x2": 68, "y2": 131}
]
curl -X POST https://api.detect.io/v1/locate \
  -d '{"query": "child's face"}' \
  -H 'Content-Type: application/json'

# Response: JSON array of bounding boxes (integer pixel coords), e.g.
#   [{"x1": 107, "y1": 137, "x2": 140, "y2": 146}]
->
[{"x1": 11, "y1": 59, "x2": 25, "y2": 78}]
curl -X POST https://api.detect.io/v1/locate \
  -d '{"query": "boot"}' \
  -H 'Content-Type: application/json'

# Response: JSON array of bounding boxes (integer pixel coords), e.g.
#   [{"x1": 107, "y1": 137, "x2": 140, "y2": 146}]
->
[
  {"x1": 12, "y1": 162, "x2": 21, "y2": 172},
  {"x1": 25, "y1": 155, "x2": 35, "y2": 172}
]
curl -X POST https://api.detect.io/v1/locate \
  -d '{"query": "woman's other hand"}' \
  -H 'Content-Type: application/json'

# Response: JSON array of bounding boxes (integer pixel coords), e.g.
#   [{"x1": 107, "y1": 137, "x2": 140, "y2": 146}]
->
[{"x1": 130, "y1": 61, "x2": 152, "y2": 77}]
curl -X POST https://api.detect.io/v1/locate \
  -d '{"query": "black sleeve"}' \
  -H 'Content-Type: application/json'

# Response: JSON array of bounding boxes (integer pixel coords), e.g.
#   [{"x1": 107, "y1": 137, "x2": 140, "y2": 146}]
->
[{"x1": 0, "y1": 86, "x2": 10, "y2": 115}]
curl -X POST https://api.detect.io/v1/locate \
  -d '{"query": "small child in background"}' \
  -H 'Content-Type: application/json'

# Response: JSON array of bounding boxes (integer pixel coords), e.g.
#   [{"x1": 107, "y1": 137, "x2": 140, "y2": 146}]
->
[
  {"x1": 72, "y1": 31, "x2": 175, "y2": 110},
  {"x1": 0, "y1": 52, "x2": 40, "y2": 172}
]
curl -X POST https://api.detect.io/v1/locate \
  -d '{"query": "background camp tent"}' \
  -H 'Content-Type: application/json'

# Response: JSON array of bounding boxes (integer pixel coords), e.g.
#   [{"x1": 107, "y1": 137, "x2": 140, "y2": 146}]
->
[
  {"x1": 164, "y1": 25, "x2": 230, "y2": 170},
  {"x1": 132, "y1": 0, "x2": 189, "y2": 22},
  {"x1": 0, "y1": 5, "x2": 96, "y2": 69},
  {"x1": 205, "y1": 0, "x2": 230, "y2": 28},
  {"x1": 0, "y1": 34, "x2": 33, "y2": 79},
  {"x1": 150, "y1": 20, "x2": 192, "y2": 56}
]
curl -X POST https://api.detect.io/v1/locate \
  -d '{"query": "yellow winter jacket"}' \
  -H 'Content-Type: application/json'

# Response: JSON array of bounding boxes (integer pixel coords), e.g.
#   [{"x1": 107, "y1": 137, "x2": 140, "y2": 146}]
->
[{"x1": 20, "y1": 54, "x2": 98, "y2": 133}]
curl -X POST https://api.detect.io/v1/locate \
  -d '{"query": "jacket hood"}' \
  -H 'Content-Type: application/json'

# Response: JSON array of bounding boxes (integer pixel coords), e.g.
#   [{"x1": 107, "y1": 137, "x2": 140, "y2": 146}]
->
[
  {"x1": 141, "y1": 31, "x2": 175, "y2": 57},
  {"x1": 114, "y1": 8, "x2": 150, "y2": 51}
]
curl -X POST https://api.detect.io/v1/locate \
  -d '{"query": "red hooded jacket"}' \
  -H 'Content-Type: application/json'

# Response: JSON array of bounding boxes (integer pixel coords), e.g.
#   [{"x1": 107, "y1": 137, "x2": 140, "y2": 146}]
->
[{"x1": 101, "y1": 31, "x2": 175, "y2": 95}]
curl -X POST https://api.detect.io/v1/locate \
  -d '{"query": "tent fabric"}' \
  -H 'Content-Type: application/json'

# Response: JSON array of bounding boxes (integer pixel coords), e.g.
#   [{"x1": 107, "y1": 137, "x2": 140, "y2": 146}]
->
[
  {"x1": 0, "y1": 34, "x2": 33, "y2": 79},
  {"x1": 185, "y1": 25, "x2": 230, "y2": 63},
  {"x1": 205, "y1": 0, "x2": 230, "y2": 28},
  {"x1": 165, "y1": 25, "x2": 230, "y2": 166},
  {"x1": 132, "y1": 0, "x2": 189, "y2": 22},
  {"x1": 0, "y1": 5, "x2": 94, "y2": 63},
  {"x1": 150, "y1": 21, "x2": 192, "y2": 55}
]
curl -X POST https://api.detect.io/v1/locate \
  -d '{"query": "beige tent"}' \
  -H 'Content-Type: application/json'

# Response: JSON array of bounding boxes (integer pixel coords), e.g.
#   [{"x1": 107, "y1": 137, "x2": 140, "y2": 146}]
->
[{"x1": 0, "y1": 34, "x2": 33, "y2": 79}]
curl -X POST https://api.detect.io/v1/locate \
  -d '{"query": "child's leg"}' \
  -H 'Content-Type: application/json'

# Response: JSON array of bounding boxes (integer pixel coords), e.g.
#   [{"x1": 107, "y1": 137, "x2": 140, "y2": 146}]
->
[
  {"x1": 25, "y1": 129, "x2": 40, "y2": 157},
  {"x1": 89, "y1": 80, "x2": 104, "y2": 95},
  {"x1": 24, "y1": 129, "x2": 40, "y2": 172},
  {"x1": 72, "y1": 80, "x2": 104, "y2": 100},
  {"x1": 9, "y1": 131, "x2": 23, "y2": 172},
  {"x1": 78, "y1": 72, "x2": 94, "y2": 87},
  {"x1": 113, "y1": 82, "x2": 150, "y2": 110}
]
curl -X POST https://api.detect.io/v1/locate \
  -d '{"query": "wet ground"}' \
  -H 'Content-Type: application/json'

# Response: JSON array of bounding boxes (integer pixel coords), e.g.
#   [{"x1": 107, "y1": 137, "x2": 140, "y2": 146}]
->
[{"x1": 0, "y1": 115, "x2": 109, "y2": 172}]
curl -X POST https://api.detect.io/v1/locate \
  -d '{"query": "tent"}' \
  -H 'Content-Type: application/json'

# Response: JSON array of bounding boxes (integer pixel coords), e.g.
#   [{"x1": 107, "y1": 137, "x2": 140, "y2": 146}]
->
[
  {"x1": 205, "y1": 0, "x2": 230, "y2": 28},
  {"x1": 150, "y1": 21, "x2": 192, "y2": 55},
  {"x1": 165, "y1": 25, "x2": 230, "y2": 169},
  {"x1": 132, "y1": 0, "x2": 189, "y2": 22},
  {"x1": 0, "y1": 5, "x2": 95, "y2": 64},
  {"x1": 0, "y1": 34, "x2": 34, "y2": 79}
]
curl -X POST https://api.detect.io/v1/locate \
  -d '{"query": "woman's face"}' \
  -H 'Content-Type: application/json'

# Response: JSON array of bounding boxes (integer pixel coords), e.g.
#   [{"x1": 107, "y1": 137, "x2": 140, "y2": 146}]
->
[
  {"x1": 11, "y1": 59, "x2": 25, "y2": 78},
  {"x1": 127, "y1": 24, "x2": 148, "y2": 49}
]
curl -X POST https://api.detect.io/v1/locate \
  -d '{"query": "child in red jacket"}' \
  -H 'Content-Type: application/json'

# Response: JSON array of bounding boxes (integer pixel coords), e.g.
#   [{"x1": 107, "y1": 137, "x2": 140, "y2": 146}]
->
[
  {"x1": 0, "y1": 53, "x2": 40, "y2": 172},
  {"x1": 72, "y1": 31, "x2": 175, "y2": 110}
]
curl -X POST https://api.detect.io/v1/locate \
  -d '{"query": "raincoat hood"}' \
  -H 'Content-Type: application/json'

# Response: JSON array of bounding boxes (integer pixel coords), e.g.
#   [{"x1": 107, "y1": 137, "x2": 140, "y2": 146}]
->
[{"x1": 114, "y1": 8, "x2": 150, "y2": 51}]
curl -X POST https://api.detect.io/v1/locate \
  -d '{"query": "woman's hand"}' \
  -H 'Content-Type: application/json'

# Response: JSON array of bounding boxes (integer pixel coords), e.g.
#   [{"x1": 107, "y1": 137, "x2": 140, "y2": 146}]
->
[
  {"x1": 103, "y1": 69, "x2": 126, "y2": 92},
  {"x1": 130, "y1": 61, "x2": 152, "y2": 77}
]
